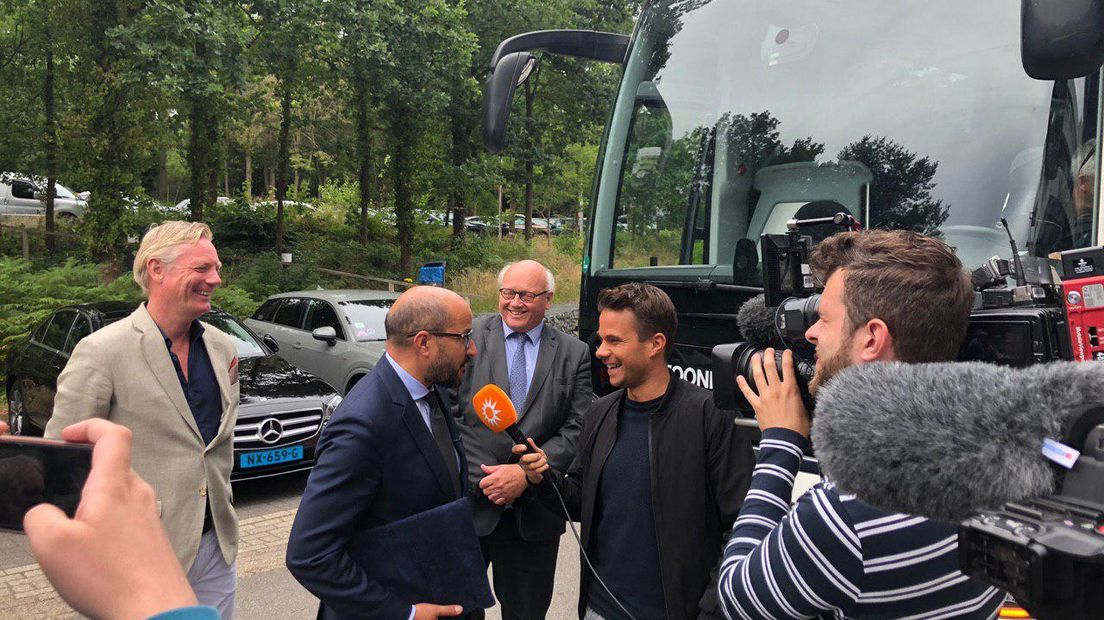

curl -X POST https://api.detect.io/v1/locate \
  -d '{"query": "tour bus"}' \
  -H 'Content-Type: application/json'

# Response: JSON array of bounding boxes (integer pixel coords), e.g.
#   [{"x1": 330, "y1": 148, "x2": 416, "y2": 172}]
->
[{"x1": 482, "y1": 0, "x2": 1104, "y2": 397}]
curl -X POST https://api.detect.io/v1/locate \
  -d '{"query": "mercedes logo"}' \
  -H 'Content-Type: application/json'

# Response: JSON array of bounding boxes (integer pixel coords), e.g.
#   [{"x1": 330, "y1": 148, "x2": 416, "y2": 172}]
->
[{"x1": 258, "y1": 418, "x2": 284, "y2": 445}]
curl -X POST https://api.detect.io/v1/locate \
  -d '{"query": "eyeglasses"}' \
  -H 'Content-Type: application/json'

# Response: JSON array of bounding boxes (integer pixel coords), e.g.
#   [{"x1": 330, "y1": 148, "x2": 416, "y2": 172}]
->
[
  {"x1": 406, "y1": 329, "x2": 473, "y2": 347},
  {"x1": 499, "y1": 288, "x2": 549, "y2": 303}
]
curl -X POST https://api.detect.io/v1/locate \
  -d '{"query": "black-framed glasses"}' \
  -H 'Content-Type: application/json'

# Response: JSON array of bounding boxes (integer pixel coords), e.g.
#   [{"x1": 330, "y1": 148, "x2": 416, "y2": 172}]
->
[
  {"x1": 499, "y1": 288, "x2": 549, "y2": 303},
  {"x1": 406, "y1": 329, "x2": 473, "y2": 347}
]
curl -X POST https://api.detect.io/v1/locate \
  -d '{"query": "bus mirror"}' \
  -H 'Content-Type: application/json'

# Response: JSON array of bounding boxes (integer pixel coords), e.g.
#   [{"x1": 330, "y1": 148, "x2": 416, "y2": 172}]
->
[
  {"x1": 484, "y1": 29, "x2": 629, "y2": 153},
  {"x1": 1022, "y1": 0, "x2": 1104, "y2": 79},
  {"x1": 483, "y1": 52, "x2": 536, "y2": 154}
]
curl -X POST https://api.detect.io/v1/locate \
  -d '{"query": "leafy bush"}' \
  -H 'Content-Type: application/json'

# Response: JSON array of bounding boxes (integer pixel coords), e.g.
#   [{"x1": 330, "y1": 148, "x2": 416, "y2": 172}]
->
[
  {"x1": 211, "y1": 284, "x2": 262, "y2": 319},
  {"x1": 231, "y1": 254, "x2": 318, "y2": 301},
  {"x1": 207, "y1": 199, "x2": 279, "y2": 252},
  {"x1": 0, "y1": 258, "x2": 142, "y2": 354}
]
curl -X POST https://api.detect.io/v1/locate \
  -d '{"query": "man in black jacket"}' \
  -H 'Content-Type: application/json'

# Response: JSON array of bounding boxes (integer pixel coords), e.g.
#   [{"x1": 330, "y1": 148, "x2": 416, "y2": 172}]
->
[{"x1": 515, "y1": 283, "x2": 755, "y2": 620}]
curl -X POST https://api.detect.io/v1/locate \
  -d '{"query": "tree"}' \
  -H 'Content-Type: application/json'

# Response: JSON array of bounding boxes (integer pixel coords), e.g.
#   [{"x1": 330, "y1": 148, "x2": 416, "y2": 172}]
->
[
  {"x1": 838, "y1": 135, "x2": 949, "y2": 235},
  {"x1": 126, "y1": 0, "x2": 249, "y2": 220},
  {"x1": 251, "y1": 0, "x2": 325, "y2": 252},
  {"x1": 375, "y1": 0, "x2": 476, "y2": 274}
]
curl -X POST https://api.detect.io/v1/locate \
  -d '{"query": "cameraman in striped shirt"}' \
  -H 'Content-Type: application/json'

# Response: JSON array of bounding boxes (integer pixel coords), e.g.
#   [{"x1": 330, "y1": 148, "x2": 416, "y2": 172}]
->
[{"x1": 719, "y1": 230, "x2": 1004, "y2": 620}]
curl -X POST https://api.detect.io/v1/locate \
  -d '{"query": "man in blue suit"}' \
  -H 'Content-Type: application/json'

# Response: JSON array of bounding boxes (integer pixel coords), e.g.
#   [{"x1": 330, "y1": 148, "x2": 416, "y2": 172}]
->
[{"x1": 287, "y1": 286, "x2": 478, "y2": 620}]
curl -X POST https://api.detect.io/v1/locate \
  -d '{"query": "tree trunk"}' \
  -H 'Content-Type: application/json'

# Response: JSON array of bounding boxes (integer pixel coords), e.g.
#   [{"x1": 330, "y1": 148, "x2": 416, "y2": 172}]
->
[
  {"x1": 449, "y1": 111, "x2": 469, "y2": 240},
  {"x1": 275, "y1": 80, "x2": 292, "y2": 253},
  {"x1": 390, "y1": 100, "x2": 415, "y2": 275},
  {"x1": 355, "y1": 74, "x2": 374, "y2": 246},
  {"x1": 223, "y1": 144, "x2": 229, "y2": 197},
  {"x1": 158, "y1": 147, "x2": 169, "y2": 201},
  {"x1": 43, "y1": 7, "x2": 57, "y2": 253},
  {"x1": 243, "y1": 151, "x2": 252, "y2": 204},
  {"x1": 188, "y1": 98, "x2": 209, "y2": 221},
  {"x1": 309, "y1": 153, "x2": 321, "y2": 198}
]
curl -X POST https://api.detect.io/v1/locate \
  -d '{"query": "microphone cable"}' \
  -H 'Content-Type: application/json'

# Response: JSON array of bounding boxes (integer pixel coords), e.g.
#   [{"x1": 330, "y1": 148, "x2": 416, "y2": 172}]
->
[{"x1": 544, "y1": 472, "x2": 638, "y2": 620}]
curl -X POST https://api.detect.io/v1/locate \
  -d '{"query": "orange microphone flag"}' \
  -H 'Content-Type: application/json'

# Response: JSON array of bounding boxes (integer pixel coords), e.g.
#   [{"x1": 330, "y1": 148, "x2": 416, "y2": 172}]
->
[{"x1": 471, "y1": 384, "x2": 519, "y2": 433}]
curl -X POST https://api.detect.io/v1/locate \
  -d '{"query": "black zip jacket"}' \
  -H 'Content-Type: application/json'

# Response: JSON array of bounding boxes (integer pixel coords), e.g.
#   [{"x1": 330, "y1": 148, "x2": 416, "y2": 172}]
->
[{"x1": 533, "y1": 374, "x2": 756, "y2": 619}]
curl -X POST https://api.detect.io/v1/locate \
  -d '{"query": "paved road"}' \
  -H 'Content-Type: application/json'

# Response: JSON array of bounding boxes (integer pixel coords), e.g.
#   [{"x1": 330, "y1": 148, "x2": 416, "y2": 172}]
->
[{"x1": 0, "y1": 470, "x2": 585, "y2": 619}]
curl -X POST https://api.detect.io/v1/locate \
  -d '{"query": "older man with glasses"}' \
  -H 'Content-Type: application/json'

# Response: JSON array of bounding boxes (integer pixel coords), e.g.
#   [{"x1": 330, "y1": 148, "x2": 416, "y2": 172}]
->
[{"x1": 454, "y1": 259, "x2": 592, "y2": 620}]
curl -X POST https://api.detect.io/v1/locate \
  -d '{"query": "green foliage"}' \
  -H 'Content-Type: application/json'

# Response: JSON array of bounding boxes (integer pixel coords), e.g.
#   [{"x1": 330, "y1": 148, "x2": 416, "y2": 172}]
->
[
  {"x1": 207, "y1": 199, "x2": 279, "y2": 252},
  {"x1": 0, "y1": 257, "x2": 142, "y2": 354},
  {"x1": 210, "y1": 284, "x2": 262, "y2": 319},
  {"x1": 231, "y1": 254, "x2": 317, "y2": 301}
]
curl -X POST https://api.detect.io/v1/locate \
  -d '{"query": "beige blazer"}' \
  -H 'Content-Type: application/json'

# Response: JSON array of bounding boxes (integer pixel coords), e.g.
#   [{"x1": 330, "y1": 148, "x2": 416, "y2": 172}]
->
[{"x1": 45, "y1": 303, "x2": 239, "y2": 572}]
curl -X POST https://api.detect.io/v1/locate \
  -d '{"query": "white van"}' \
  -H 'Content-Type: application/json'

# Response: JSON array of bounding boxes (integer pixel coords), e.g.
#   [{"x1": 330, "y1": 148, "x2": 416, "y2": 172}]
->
[{"x1": 0, "y1": 175, "x2": 88, "y2": 221}]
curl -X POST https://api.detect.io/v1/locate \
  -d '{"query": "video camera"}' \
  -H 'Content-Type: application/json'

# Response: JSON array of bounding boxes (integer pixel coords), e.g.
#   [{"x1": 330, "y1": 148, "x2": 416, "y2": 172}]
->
[
  {"x1": 713, "y1": 216, "x2": 1104, "y2": 415},
  {"x1": 711, "y1": 215, "x2": 1104, "y2": 619},
  {"x1": 958, "y1": 408, "x2": 1104, "y2": 620},
  {"x1": 711, "y1": 212, "x2": 860, "y2": 415}
]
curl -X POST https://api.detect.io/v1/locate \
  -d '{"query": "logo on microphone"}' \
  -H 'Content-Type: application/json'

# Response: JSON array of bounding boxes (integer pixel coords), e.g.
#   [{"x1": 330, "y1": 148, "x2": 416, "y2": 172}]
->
[{"x1": 479, "y1": 398, "x2": 502, "y2": 428}]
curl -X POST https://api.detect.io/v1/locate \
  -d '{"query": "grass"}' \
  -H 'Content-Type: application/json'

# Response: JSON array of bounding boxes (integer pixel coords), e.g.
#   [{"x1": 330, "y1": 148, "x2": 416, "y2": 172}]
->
[{"x1": 451, "y1": 235, "x2": 582, "y2": 314}]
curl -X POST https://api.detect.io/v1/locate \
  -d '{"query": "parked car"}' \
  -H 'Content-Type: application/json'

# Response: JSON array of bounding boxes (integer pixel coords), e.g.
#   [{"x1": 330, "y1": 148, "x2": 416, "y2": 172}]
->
[
  {"x1": 4, "y1": 301, "x2": 342, "y2": 481},
  {"x1": 464, "y1": 215, "x2": 551, "y2": 236},
  {"x1": 172, "y1": 196, "x2": 233, "y2": 212},
  {"x1": 0, "y1": 174, "x2": 87, "y2": 221},
  {"x1": 245, "y1": 290, "x2": 399, "y2": 395},
  {"x1": 521, "y1": 216, "x2": 552, "y2": 236}
]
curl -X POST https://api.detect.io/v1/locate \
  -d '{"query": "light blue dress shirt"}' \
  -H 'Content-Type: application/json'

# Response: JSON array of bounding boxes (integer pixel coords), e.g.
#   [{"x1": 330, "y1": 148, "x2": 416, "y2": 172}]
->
[
  {"x1": 502, "y1": 320, "x2": 543, "y2": 395},
  {"x1": 384, "y1": 353, "x2": 432, "y2": 431}
]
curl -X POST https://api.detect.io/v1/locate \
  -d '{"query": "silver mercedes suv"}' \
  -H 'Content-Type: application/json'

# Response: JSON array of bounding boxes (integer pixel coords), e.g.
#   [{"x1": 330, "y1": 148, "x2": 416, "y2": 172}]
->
[{"x1": 245, "y1": 290, "x2": 399, "y2": 395}]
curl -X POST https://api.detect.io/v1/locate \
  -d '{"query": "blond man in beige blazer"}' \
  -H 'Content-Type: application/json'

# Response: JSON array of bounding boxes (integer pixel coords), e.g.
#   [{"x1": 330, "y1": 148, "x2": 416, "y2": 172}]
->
[{"x1": 46, "y1": 221, "x2": 240, "y2": 618}]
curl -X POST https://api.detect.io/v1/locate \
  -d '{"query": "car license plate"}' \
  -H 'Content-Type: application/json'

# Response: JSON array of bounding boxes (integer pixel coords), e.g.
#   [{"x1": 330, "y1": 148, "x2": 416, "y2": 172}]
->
[{"x1": 240, "y1": 446, "x2": 303, "y2": 469}]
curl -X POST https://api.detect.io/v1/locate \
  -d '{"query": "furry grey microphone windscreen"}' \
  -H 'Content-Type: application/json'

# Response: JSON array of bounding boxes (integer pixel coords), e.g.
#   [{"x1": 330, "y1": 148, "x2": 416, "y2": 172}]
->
[
  {"x1": 812, "y1": 361, "x2": 1104, "y2": 522},
  {"x1": 737, "y1": 294, "x2": 779, "y2": 347}
]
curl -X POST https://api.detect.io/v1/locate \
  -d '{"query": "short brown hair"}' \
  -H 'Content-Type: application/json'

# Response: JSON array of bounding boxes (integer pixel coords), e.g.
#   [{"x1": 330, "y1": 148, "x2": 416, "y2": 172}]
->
[
  {"x1": 597, "y1": 283, "x2": 677, "y2": 358},
  {"x1": 809, "y1": 230, "x2": 974, "y2": 363}
]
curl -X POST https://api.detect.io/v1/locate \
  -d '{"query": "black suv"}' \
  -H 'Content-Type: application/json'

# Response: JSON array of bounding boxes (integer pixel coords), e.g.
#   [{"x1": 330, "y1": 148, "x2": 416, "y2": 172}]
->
[{"x1": 4, "y1": 301, "x2": 342, "y2": 481}]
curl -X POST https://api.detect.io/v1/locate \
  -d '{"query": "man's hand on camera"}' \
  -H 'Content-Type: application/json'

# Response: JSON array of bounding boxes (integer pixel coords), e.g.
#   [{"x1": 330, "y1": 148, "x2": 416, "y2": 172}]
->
[
  {"x1": 23, "y1": 419, "x2": 198, "y2": 620},
  {"x1": 0, "y1": 421, "x2": 8, "y2": 434},
  {"x1": 736, "y1": 348, "x2": 810, "y2": 437}
]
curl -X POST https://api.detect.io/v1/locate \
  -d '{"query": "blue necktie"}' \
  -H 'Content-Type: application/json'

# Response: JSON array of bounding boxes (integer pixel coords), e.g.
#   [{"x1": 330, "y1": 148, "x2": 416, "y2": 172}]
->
[{"x1": 508, "y1": 332, "x2": 529, "y2": 410}]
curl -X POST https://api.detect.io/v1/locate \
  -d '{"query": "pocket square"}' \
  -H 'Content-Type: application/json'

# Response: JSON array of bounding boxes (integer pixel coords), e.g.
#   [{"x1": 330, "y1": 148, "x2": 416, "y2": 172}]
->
[{"x1": 229, "y1": 356, "x2": 239, "y2": 385}]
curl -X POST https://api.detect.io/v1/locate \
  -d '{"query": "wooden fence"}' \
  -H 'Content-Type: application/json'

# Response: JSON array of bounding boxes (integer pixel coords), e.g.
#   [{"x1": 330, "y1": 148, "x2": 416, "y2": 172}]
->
[
  {"x1": 0, "y1": 223, "x2": 81, "y2": 259},
  {"x1": 314, "y1": 267, "x2": 415, "y2": 292}
]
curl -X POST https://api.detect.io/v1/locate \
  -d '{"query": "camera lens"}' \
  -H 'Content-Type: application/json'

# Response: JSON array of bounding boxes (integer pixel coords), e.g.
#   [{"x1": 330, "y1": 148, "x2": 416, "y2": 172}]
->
[
  {"x1": 775, "y1": 294, "x2": 820, "y2": 359},
  {"x1": 776, "y1": 294, "x2": 820, "y2": 342},
  {"x1": 731, "y1": 344, "x2": 816, "y2": 416}
]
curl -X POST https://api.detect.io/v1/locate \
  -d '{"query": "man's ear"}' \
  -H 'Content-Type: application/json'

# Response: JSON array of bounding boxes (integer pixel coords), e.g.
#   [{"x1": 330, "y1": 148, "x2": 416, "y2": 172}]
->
[
  {"x1": 148, "y1": 259, "x2": 164, "y2": 284},
  {"x1": 650, "y1": 332, "x2": 668, "y2": 360},
  {"x1": 855, "y1": 318, "x2": 894, "y2": 362},
  {"x1": 411, "y1": 331, "x2": 432, "y2": 355}
]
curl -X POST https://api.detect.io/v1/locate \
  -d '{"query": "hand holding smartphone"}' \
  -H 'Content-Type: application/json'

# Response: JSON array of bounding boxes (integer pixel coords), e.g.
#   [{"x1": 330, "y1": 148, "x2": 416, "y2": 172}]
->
[
  {"x1": 10, "y1": 419, "x2": 201, "y2": 619},
  {"x1": 0, "y1": 434, "x2": 91, "y2": 532}
]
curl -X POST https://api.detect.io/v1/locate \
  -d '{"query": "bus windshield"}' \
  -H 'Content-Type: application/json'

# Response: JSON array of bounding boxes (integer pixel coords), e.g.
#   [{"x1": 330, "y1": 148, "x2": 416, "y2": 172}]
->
[{"x1": 589, "y1": 0, "x2": 1099, "y2": 284}]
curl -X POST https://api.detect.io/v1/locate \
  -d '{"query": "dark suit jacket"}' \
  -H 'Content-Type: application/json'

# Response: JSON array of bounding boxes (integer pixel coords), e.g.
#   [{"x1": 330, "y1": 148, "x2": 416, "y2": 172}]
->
[
  {"x1": 287, "y1": 358, "x2": 468, "y2": 620},
  {"x1": 454, "y1": 315, "x2": 591, "y2": 539}
]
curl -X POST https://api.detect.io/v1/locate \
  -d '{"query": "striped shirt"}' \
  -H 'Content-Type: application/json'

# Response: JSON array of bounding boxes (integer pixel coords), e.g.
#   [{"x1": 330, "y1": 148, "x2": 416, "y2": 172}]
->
[{"x1": 718, "y1": 428, "x2": 1004, "y2": 620}]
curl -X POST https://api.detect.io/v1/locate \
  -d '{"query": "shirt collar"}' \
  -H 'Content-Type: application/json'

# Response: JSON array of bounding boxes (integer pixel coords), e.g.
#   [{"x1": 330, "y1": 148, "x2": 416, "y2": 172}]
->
[
  {"x1": 502, "y1": 319, "x2": 544, "y2": 344},
  {"x1": 156, "y1": 319, "x2": 205, "y2": 348},
  {"x1": 384, "y1": 353, "x2": 430, "y2": 402}
]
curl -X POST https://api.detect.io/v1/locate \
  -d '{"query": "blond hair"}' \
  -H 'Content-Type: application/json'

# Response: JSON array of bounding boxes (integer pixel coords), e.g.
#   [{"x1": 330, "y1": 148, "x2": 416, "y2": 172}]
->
[{"x1": 133, "y1": 221, "x2": 213, "y2": 294}]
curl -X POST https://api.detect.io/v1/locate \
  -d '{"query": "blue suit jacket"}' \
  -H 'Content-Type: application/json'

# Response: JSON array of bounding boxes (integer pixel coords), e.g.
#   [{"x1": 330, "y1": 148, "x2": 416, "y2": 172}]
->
[{"x1": 286, "y1": 358, "x2": 468, "y2": 620}]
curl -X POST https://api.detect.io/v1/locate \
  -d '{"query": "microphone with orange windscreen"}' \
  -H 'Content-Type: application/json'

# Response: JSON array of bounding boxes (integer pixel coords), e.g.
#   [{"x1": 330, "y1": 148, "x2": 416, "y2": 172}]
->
[{"x1": 471, "y1": 384, "x2": 528, "y2": 448}]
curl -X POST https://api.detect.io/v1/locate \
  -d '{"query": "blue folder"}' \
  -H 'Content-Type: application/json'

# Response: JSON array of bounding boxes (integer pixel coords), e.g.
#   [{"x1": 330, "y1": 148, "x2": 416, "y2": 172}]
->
[{"x1": 348, "y1": 497, "x2": 494, "y2": 611}]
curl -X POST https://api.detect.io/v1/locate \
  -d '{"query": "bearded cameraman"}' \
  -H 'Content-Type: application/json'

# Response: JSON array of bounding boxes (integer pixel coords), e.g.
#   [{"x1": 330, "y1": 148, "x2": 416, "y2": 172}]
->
[{"x1": 717, "y1": 229, "x2": 1005, "y2": 620}]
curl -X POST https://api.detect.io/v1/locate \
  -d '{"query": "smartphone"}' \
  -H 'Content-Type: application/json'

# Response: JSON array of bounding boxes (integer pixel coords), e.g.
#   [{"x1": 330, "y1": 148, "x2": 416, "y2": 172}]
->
[{"x1": 0, "y1": 436, "x2": 92, "y2": 532}]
